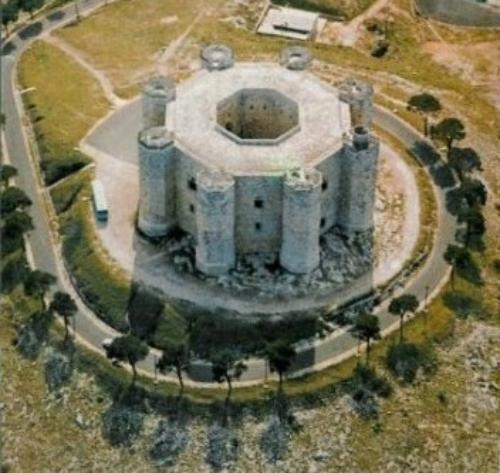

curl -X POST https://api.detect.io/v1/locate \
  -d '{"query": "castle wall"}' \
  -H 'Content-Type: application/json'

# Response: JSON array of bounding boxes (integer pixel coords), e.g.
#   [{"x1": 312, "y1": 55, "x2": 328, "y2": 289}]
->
[
  {"x1": 280, "y1": 168, "x2": 322, "y2": 273},
  {"x1": 234, "y1": 174, "x2": 283, "y2": 254},
  {"x1": 338, "y1": 127, "x2": 379, "y2": 233},
  {"x1": 316, "y1": 150, "x2": 343, "y2": 234},
  {"x1": 195, "y1": 171, "x2": 236, "y2": 275},
  {"x1": 138, "y1": 127, "x2": 176, "y2": 237},
  {"x1": 175, "y1": 151, "x2": 206, "y2": 237}
]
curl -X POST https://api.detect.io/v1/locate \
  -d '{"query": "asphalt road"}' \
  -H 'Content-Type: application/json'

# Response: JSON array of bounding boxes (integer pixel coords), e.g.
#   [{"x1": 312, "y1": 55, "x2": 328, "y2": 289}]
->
[{"x1": 1, "y1": 3, "x2": 457, "y2": 386}]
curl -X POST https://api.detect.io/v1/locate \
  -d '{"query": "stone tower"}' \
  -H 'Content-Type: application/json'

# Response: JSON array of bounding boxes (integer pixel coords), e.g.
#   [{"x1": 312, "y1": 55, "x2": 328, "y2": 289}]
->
[
  {"x1": 339, "y1": 78, "x2": 374, "y2": 128},
  {"x1": 195, "y1": 170, "x2": 236, "y2": 276},
  {"x1": 137, "y1": 127, "x2": 176, "y2": 237},
  {"x1": 142, "y1": 76, "x2": 176, "y2": 128},
  {"x1": 280, "y1": 168, "x2": 322, "y2": 274},
  {"x1": 339, "y1": 126, "x2": 379, "y2": 233}
]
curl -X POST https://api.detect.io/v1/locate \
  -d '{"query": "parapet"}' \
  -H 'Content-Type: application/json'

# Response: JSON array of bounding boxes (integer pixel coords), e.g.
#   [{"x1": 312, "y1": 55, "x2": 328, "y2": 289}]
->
[
  {"x1": 142, "y1": 76, "x2": 176, "y2": 128},
  {"x1": 201, "y1": 44, "x2": 234, "y2": 71},
  {"x1": 138, "y1": 126, "x2": 174, "y2": 149},
  {"x1": 143, "y1": 76, "x2": 176, "y2": 101},
  {"x1": 280, "y1": 46, "x2": 313, "y2": 71}
]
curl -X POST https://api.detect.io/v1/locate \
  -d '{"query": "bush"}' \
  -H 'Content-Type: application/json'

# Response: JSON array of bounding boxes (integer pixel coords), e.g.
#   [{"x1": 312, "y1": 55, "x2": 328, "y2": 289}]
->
[
  {"x1": 206, "y1": 424, "x2": 239, "y2": 470},
  {"x1": 101, "y1": 403, "x2": 144, "y2": 447},
  {"x1": 443, "y1": 291, "x2": 482, "y2": 319},
  {"x1": 1, "y1": 252, "x2": 29, "y2": 293},
  {"x1": 149, "y1": 420, "x2": 188, "y2": 467},
  {"x1": 386, "y1": 343, "x2": 437, "y2": 383},
  {"x1": 371, "y1": 40, "x2": 389, "y2": 58},
  {"x1": 347, "y1": 364, "x2": 392, "y2": 418}
]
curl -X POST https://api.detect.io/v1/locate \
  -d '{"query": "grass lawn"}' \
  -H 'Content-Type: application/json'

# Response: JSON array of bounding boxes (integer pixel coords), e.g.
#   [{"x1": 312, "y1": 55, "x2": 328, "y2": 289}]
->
[
  {"x1": 54, "y1": 0, "x2": 219, "y2": 98},
  {"x1": 17, "y1": 40, "x2": 109, "y2": 185}
]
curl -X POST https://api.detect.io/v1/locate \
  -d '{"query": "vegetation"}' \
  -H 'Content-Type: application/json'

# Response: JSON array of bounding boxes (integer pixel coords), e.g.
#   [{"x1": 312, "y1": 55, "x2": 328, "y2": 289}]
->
[
  {"x1": 156, "y1": 340, "x2": 191, "y2": 392},
  {"x1": 210, "y1": 350, "x2": 247, "y2": 400},
  {"x1": 49, "y1": 291, "x2": 77, "y2": 339},
  {"x1": 430, "y1": 118, "x2": 466, "y2": 154},
  {"x1": 349, "y1": 313, "x2": 381, "y2": 364},
  {"x1": 407, "y1": 93, "x2": 441, "y2": 135},
  {"x1": 264, "y1": 339, "x2": 297, "y2": 390},
  {"x1": 388, "y1": 294, "x2": 419, "y2": 343},
  {"x1": 17, "y1": 40, "x2": 108, "y2": 185},
  {"x1": 23, "y1": 269, "x2": 56, "y2": 309},
  {"x1": 106, "y1": 334, "x2": 149, "y2": 384},
  {"x1": 385, "y1": 342, "x2": 436, "y2": 384},
  {"x1": 0, "y1": 164, "x2": 18, "y2": 187}
]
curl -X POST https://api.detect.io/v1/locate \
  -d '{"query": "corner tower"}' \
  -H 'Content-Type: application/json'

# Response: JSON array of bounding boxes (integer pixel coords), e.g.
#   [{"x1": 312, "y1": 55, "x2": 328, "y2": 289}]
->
[
  {"x1": 195, "y1": 170, "x2": 236, "y2": 276},
  {"x1": 137, "y1": 127, "x2": 176, "y2": 237},
  {"x1": 142, "y1": 76, "x2": 176, "y2": 128},
  {"x1": 280, "y1": 168, "x2": 322, "y2": 274}
]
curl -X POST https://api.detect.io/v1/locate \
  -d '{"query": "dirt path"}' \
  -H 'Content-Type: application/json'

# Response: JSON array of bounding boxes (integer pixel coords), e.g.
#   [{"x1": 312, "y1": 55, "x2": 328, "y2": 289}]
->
[
  {"x1": 156, "y1": 10, "x2": 207, "y2": 75},
  {"x1": 45, "y1": 34, "x2": 125, "y2": 107},
  {"x1": 337, "y1": 0, "x2": 392, "y2": 46}
]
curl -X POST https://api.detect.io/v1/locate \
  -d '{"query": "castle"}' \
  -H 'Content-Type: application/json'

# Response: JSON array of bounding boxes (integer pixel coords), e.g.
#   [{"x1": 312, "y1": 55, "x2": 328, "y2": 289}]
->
[{"x1": 137, "y1": 45, "x2": 379, "y2": 276}]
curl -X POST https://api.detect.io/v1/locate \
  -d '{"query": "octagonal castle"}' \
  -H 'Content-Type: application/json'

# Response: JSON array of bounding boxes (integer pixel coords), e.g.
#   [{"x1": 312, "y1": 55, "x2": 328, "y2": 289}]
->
[{"x1": 138, "y1": 45, "x2": 379, "y2": 276}]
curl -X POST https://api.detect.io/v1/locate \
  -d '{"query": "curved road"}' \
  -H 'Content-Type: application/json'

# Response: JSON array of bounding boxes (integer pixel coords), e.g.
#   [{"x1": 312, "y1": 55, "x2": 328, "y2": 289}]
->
[{"x1": 1, "y1": 1, "x2": 457, "y2": 386}]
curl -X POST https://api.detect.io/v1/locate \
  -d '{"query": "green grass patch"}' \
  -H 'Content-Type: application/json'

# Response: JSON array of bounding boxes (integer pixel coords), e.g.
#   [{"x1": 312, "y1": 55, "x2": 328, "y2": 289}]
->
[
  {"x1": 17, "y1": 40, "x2": 109, "y2": 185},
  {"x1": 59, "y1": 178, "x2": 131, "y2": 331}
]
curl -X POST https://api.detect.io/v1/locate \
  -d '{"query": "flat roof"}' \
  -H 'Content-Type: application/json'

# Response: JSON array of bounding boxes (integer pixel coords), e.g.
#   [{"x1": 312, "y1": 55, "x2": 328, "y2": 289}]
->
[
  {"x1": 258, "y1": 6, "x2": 319, "y2": 40},
  {"x1": 169, "y1": 63, "x2": 350, "y2": 174}
]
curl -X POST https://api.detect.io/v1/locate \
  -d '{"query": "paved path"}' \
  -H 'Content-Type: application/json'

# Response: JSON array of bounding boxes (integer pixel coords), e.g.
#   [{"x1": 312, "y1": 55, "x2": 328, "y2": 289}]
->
[{"x1": 1, "y1": 0, "x2": 457, "y2": 387}]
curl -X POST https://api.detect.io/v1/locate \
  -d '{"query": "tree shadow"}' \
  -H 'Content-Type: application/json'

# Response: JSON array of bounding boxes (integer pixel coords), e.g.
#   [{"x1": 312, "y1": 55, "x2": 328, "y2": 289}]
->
[
  {"x1": 46, "y1": 10, "x2": 66, "y2": 22},
  {"x1": 101, "y1": 384, "x2": 147, "y2": 448},
  {"x1": 15, "y1": 310, "x2": 52, "y2": 360},
  {"x1": 17, "y1": 22, "x2": 43, "y2": 40},
  {"x1": 1, "y1": 42, "x2": 16, "y2": 56},
  {"x1": 44, "y1": 339, "x2": 75, "y2": 392}
]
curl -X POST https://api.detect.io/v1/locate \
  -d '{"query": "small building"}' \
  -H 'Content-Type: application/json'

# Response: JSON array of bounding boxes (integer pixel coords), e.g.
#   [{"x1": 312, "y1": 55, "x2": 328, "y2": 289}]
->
[
  {"x1": 91, "y1": 179, "x2": 109, "y2": 221},
  {"x1": 257, "y1": 6, "x2": 321, "y2": 41}
]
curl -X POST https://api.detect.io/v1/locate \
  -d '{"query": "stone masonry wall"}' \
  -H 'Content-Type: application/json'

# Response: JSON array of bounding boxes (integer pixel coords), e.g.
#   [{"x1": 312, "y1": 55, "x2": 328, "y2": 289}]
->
[
  {"x1": 195, "y1": 170, "x2": 236, "y2": 275},
  {"x1": 338, "y1": 127, "x2": 379, "y2": 233},
  {"x1": 138, "y1": 127, "x2": 176, "y2": 237},
  {"x1": 280, "y1": 168, "x2": 322, "y2": 273}
]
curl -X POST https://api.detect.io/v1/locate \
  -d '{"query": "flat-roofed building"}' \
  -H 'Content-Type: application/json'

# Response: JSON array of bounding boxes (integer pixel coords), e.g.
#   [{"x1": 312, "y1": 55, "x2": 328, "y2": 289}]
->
[{"x1": 258, "y1": 6, "x2": 321, "y2": 40}]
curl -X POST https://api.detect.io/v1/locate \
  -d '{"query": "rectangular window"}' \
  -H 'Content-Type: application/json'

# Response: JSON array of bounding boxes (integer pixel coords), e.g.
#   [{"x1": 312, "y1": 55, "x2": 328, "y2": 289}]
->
[
  {"x1": 320, "y1": 217, "x2": 326, "y2": 228},
  {"x1": 254, "y1": 199, "x2": 264, "y2": 209},
  {"x1": 255, "y1": 222, "x2": 262, "y2": 231},
  {"x1": 188, "y1": 178, "x2": 197, "y2": 191},
  {"x1": 322, "y1": 180, "x2": 328, "y2": 191},
  {"x1": 189, "y1": 204, "x2": 195, "y2": 213}
]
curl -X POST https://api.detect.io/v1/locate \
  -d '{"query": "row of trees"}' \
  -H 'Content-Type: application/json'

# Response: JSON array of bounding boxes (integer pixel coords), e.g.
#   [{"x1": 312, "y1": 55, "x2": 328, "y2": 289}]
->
[
  {"x1": 2, "y1": 0, "x2": 45, "y2": 34},
  {"x1": 104, "y1": 332, "x2": 298, "y2": 401}
]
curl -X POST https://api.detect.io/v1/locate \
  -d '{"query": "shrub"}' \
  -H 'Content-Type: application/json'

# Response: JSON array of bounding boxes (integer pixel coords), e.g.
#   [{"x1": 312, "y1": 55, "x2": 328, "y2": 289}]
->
[
  {"x1": 386, "y1": 343, "x2": 437, "y2": 383},
  {"x1": 128, "y1": 284, "x2": 164, "y2": 340},
  {"x1": 443, "y1": 291, "x2": 482, "y2": 319}
]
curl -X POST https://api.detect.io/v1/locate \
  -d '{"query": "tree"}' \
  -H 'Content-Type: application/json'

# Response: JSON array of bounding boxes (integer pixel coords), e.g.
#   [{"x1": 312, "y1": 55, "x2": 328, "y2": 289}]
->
[
  {"x1": 448, "y1": 147, "x2": 482, "y2": 182},
  {"x1": 49, "y1": 291, "x2": 77, "y2": 339},
  {"x1": 156, "y1": 340, "x2": 190, "y2": 392},
  {"x1": 18, "y1": 0, "x2": 44, "y2": 18},
  {"x1": 407, "y1": 93, "x2": 441, "y2": 136},
  {"x1": 2, "y1": 0, "x2": 19, "y2": 35},
  {"x1": 23, "y1": 269, "x2": 56, "y2": 308},
  {"x1": 2, "y1": 210, "x2": 34, "y2": 238},
  {"x1": 211, "y1": 349, "x2": 247, "y2": 400},
  {"x1": 1, "y1": 186, "x2": 32, "y2": 216},
  {"x1": 457, "y1": 206, "x2": 485, "y2": 250},
  {"x1": 106, "y1": 334, "x2": 149, "y2": 384},
  {"x1": 264, "y1": 339, "x2": 296, "y2": 391},
  {"x1": 349, "y1": 313, "x2": 381, "y2": 364},
  {"x1": 444, "y1": 244, "x2": 473, "y2": 289},
  {"x1": 459, "y1": 178, "x2": 487, "y2": 208},
  {"x1": 0, "y1": 165, "x2": 18, "y2": 188},
  {"x1": 388, "y1": 294, "x2": 419, "y2": 344},
  {"x1": 431, "y1": 118, "x2": 466, "y2": 155}
]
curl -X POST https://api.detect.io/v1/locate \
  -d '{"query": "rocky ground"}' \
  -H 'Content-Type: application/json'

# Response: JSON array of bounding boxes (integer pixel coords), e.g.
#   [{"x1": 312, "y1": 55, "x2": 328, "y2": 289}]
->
[{"x1": 1, "y1": 310, "x2": 498, "y2": 472}]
